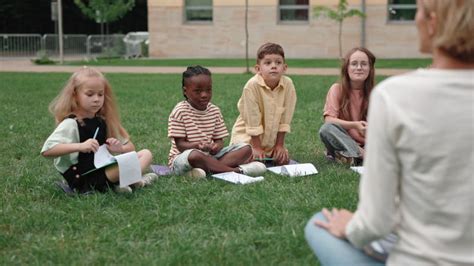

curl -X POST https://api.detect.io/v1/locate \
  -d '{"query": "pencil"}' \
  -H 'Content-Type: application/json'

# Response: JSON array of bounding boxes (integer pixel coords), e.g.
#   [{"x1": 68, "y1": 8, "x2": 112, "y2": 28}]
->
[{"x1": 92, "y1": 127, "x2": 99, "y2": 139}]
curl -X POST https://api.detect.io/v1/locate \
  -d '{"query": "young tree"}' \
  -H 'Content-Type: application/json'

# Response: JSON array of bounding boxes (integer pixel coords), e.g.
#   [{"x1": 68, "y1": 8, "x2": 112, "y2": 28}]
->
[
  {"x1": 74, "y1": 0, "x2": 135, "y2": 36},
  {"x1": 313, "y1": 0, "x2": 365, "y2": 58},
  {"x1": 245, "y1": 0, "x2": 250, "y2": 74}
]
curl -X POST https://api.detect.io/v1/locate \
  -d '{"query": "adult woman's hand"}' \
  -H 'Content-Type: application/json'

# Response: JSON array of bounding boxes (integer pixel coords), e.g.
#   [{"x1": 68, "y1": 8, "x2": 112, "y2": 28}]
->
[{"x1": 314, "y1": 208, "x2": 354, "y2": 239}]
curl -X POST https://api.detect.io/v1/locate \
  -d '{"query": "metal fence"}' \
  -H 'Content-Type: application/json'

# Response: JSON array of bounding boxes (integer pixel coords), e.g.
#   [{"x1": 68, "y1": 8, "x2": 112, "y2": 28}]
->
[
  {"x1": 86, "y1": 34, "x2": 126, "y2": 58},
  {"x1": 0, "y1": 33, "x2": 127, "y2": 59},
  {"x1": 43, "y1": 34, "x2": 88, "y2": 56},
  {"x1": 1, "y1": 34, "x2": 42, "y2": 57}
]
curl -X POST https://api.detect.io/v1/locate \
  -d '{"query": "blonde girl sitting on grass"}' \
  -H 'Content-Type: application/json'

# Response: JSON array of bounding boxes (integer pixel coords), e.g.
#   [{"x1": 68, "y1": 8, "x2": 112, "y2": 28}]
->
[{"x1": 41, "y1": 67, "x2": 157, "y2": 194}]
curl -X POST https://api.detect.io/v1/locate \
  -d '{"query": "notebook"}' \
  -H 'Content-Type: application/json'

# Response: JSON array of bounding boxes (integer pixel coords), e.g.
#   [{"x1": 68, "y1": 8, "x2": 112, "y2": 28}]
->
[
  {"x1": 350, "y1": 166, "x2": 364, "y2": 175},
  {"x1": 212, "y1": 172, "x2": 264, "y2": 185},
  {"x1": 267, "y1": 163, "x2": 318, "y2": 177},
  {"x1": 84, "y1": 144, "x2": 142, "y2": 187}
]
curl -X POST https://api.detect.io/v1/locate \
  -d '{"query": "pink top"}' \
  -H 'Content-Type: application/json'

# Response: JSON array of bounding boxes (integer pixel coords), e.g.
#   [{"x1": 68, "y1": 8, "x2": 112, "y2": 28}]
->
[{"x1": 323, "y1": 83, "x2": 365, "y2": 145}]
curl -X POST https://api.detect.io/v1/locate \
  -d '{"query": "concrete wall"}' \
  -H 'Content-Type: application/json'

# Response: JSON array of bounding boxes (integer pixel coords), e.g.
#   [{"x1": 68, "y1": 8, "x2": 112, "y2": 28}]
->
[{"x1": 148, "y1": 0, "x2": 426, "y2": 58}]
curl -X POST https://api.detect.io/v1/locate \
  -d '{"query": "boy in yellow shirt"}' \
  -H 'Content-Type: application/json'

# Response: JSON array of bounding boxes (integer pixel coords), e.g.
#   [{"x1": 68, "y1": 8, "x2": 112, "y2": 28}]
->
[{"x1": 230, "y1": 43, "x2": 297, "y2": 165}]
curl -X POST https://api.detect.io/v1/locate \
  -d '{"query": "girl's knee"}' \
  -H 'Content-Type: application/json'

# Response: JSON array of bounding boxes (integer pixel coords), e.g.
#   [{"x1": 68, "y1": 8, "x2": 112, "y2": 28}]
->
[{"x1": 138, "y1": 149, "x2": 153, "y2": 163}]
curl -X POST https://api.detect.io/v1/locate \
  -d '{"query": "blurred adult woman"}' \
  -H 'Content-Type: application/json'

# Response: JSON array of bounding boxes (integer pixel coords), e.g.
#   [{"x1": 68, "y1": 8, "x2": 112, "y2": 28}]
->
[{"x1": 305, "y1": 0, "x2": 474, "y2": 265}]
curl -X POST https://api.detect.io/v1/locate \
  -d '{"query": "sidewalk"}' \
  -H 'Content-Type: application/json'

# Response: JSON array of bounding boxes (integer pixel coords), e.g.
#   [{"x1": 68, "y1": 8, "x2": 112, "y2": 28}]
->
[{"x1": 0, "y1": 58, "x2": 410, "y2": 76}]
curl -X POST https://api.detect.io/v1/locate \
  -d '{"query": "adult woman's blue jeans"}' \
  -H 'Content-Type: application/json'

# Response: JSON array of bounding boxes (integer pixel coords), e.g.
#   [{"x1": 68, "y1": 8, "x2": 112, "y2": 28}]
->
[{"x1": 304, "y1": 212, "x2": 384, "y2": 266}]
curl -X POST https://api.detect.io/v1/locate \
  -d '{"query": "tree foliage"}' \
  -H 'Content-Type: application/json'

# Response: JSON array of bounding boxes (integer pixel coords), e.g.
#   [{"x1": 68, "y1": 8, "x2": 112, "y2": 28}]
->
[
  {"x1": 0, "y1": 0, "x2": 147, "y2": 34},
  {"x1": 313, "y1": 0, "x2": 365, "y2": 58},
  {"x1": 74, "y1": 0, "x2": 135, "y2": 24}
]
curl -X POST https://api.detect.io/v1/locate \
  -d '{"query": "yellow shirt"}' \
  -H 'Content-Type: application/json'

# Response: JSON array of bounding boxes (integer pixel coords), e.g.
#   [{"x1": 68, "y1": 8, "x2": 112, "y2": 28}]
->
[{"x1": 230, "y1": 74, "x2": 297, "y2": 153}]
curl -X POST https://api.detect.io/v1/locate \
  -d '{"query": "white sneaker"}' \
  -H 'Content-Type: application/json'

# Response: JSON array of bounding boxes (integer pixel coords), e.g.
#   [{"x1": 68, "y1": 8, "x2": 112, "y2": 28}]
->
[
  {"x1": 131, "y1": 173, "x2": 159, "y2": 189},
  {"x1": 114, "y1": 185, "x2": 133, "y2": 194},
  {"x1": 185, "y1": 168, "x2": 207, "y2": 178},
  {"x1": 142, "y1": 173, "x2": 159, "y2": 186},
  {"x1": 239, "y1": 161, "x2": 266, "y2": 176}
]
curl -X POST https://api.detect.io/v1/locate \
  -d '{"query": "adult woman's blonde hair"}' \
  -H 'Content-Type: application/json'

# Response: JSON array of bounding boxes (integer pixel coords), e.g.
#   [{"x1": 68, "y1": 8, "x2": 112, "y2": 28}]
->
[
  {"x1": 421, "y1": 0, "x2": 474, "y2": 62},
  {"x1": 48, "y1": 67, "x2": 129, "y2": 139}
]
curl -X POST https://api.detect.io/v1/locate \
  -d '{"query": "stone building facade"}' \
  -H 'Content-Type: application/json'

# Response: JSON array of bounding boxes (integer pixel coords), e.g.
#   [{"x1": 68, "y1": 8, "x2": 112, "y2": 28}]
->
[{"x1": 147, "y1": 0, "x2": 425, "y2": 59}]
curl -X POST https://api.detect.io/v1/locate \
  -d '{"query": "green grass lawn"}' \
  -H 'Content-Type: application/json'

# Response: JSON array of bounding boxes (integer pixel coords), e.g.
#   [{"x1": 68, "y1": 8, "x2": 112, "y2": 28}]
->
[
  {"x1": 65, "y1": 58, "x2": 432, "y2": 69},
  {"x1": 0, "y1": 72, "x2": 388, "y2": 265}
]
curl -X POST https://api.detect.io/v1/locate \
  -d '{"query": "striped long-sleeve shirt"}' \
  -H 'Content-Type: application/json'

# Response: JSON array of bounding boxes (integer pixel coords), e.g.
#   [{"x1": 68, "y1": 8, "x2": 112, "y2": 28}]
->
[{"x1": 167, "y1": 100, "x2": 228, "y2": 165}]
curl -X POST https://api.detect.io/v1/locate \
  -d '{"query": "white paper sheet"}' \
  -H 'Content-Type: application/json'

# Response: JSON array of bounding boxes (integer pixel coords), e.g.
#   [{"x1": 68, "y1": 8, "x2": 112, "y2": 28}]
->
[
  {"x1": 350, "y1": 166, "x2": 364, "y2": 175},
  {"x1": 267, "y1": 163, "x2": 318, "y2": 177},
  {"x1": 94, "y1": 145, "x2": 116, "y2": 168},
  {"x1": 115, "y1": 151, "x2": 142, "y2": 187},
  {"x1": 93, "y1": 145, "x2": 142, "y2": 187},
  {"x1": 212, "y1": 172, "x2": 264, "y2": 184}
]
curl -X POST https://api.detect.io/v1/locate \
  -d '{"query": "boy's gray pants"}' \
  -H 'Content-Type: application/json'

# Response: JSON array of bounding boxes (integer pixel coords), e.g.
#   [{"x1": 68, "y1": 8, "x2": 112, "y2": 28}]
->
[{"x1": 319, "y1": 123, "x2": 362, "y2": 158}]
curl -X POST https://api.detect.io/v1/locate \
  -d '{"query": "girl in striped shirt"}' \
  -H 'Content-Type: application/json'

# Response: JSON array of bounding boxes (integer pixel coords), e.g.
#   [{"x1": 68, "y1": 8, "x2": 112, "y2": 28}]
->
[{"x1": 167, "y1": 66, "x2": 266, "y2": 178}]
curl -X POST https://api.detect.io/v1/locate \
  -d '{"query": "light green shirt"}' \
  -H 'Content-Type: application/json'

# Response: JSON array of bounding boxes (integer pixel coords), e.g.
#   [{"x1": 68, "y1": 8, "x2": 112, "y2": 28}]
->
[
  {"x1": 41, "y1": 118, "x2": 128, "y2": 174},
  {"x1": 41, "y1": 118, "x2": 80, "y2": 174}
]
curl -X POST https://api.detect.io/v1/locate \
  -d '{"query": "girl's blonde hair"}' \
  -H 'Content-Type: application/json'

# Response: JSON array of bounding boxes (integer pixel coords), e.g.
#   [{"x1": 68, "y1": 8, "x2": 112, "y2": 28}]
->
[
  {"x1": 48, "y1": 67, "x2": 129, "y2": 139},
  {"x1": 422, "y1": 0, "x2": 474, "y2": 62}
]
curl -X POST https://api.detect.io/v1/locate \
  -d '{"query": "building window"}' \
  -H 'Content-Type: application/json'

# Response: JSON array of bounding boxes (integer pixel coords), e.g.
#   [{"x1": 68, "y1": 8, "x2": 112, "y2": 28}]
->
[
  {"x1": 185, "y1": 0, "x2": 212, "y2": 22},
  {"x1": 279, "y1": 0, "x2": 309, "y2": 22},
  {"x1": 388, "y1": 0, "x2": 416, "y2": 22}
]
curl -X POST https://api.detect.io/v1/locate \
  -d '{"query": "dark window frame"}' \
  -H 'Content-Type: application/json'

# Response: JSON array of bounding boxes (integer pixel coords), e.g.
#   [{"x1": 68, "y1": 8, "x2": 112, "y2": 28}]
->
[
  {"x1": 184, "y1": 0, "x2": 213, "y2": 24},
  {"x1": 278, "y1": 0, "x2": 309, "y2": 24},
  {"x1": 387, "y1": 1, "x2": 417, "y2": 23}
]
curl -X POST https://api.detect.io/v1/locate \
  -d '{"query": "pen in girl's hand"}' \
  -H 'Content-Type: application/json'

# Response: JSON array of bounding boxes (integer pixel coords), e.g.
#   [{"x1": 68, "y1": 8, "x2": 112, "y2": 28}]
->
[{"x1": 93, "y1": 127, "x2": 99, "y2": 139}]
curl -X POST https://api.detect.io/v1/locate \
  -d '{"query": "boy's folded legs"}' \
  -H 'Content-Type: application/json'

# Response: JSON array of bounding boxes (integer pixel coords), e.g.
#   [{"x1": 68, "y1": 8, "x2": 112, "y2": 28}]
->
[
  {"x1": 187, "y1": 150, "x2": 242, "y2": 174},
  {"x1": 171, "y1": 145, "x2": 265, "y2": 176},
  {"x1": 213, "y1": 143, "x2": 253, "y2": 167},
  {"x1": 171, "y1": 149, "x2": 207, "y2": 176}
]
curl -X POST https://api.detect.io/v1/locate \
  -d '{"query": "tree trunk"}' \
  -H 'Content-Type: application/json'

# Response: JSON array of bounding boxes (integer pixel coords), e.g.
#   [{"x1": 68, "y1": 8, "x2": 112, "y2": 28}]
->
[
  {"x1": 245, "y1": 0, "x2": 250, "y2": 74},
  {"x1": 338, "y1": 21, "x2": 343, "y2": 59}
]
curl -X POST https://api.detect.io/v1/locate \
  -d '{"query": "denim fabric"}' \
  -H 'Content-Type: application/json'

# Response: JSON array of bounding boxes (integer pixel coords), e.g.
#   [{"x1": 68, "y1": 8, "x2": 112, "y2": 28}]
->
[
  {"x1": 319, "y1": 123, "x2": 361, "y2": 158},
  {"x1": 304, "y1": 212, "x2": 385, "y2": 266}
]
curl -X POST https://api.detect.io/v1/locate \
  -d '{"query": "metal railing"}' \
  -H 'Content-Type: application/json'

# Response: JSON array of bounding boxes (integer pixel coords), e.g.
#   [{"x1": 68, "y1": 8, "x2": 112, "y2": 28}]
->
[
  {"x1": 43, "y1": 34, "x2": 88, "y2": 56},
  {"x1": 86, "y1": 34, "x2": 125, "y2": 58},
  {"x1": 0, "y1": 33, "x2": 128, "y2": 59},
  {"x1": 1, "y1": 34, "x2": 42, "y2": 57}
]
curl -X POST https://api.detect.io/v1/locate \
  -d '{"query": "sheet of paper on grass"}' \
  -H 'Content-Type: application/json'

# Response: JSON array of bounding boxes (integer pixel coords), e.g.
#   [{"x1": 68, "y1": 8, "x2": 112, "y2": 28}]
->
[
  {"x1": 267, "y1": 163, "x2": 318, "y2": 177},
  {"x1": 350, "y1": 166, "x2": 364, "y2": 175},
  {"x1": 94, "y1": 144, "x2": 142, "y2": 187},
  {"x1": 212, "y1": 172, "x2": 264, "y2": 184}
]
